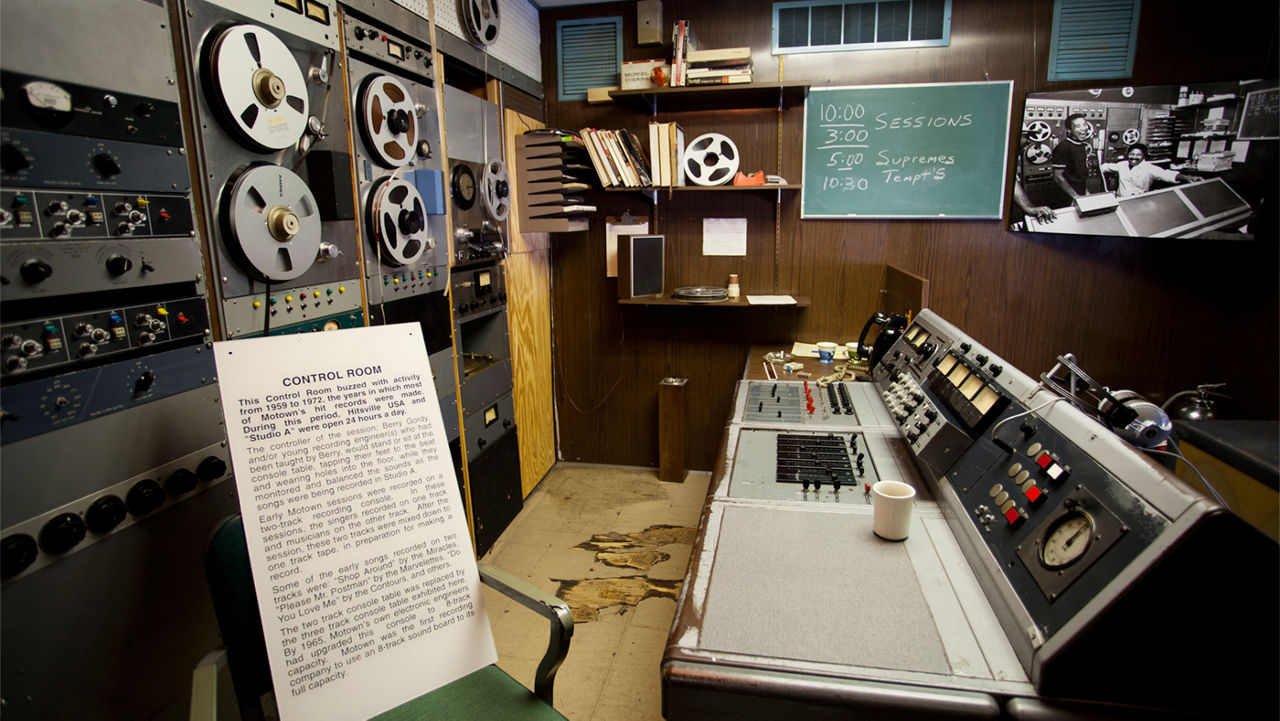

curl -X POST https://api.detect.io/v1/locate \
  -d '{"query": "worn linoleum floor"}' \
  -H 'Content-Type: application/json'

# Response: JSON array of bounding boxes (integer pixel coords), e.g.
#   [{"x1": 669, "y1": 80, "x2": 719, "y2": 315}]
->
[{"x1": 479, "y1": 463, "x2": 711, "y2": 721}]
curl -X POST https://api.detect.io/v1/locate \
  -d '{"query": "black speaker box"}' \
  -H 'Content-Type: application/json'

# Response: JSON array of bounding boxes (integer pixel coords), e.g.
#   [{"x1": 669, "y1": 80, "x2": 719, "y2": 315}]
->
[{"x1": 618, "y1": 234, "x2": 664, "y2": 298}]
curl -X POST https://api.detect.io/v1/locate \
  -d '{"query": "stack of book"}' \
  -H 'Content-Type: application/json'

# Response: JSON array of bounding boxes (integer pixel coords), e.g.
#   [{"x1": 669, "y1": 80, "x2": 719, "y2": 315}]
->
[
  {"x1": 647, "y1": 121, "x2": 686, "y2": 187},
  {"x1": 578, "y1": 127, "x2": 653, "y2": 188},
  {"x1": 671, "y1": 19, "x2": 698, "y2": 86},
  {"x1": 685, "y1": 47, "x2": 752, "y2": 86}
]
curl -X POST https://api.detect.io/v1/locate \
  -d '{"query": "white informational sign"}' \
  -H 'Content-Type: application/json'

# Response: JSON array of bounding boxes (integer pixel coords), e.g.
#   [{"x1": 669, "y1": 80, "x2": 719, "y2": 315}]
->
[
  {"x1": 213, "y1": 324, "x2": 496, "y2": 721},
  {"x1": 702, "y1": 217, "x2": 747, "y2": 256}
]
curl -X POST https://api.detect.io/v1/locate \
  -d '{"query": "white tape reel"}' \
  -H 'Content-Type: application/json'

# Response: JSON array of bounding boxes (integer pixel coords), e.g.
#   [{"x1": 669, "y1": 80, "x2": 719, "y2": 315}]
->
[
  {"x1": 1122, "y1": 127, "x2": 1140, "y2": 146},
  {"x1": 480, "y1": 159, "x2": 510, "y2": 221},
  {"x1": 358, "y1": 74, "x2": 418, "y2": 168},
  {"x1": 369, "y1": 176, "x2": 431, "y2": 266},
  {"x1": 684, "y1": 133, "x2": 739, "y2": 186},
  {"x1": 223, "y1": 164, "x2": 321, "y2": 282},
  {"x1": 461, "y1": 0, "x2": 501, "y2": 46},
  {"x1": 1024, "y1": 120, "x2": 1053, "y2": 143},
  {"x1": 206, "y1": 25, "x2": 309, "y2": 151}
]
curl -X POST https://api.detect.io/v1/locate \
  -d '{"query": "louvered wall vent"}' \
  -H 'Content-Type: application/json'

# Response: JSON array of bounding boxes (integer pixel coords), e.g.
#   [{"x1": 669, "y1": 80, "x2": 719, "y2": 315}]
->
[
  {"x1": 557, "y1": 17, "x2": 622, "y2": 102},
  {"x1": 1048, "y1": 0, "x2": 1141, "y2": 81},
  {"x1": 773, "y1": 0, "x2": 950, "y2": 54}
]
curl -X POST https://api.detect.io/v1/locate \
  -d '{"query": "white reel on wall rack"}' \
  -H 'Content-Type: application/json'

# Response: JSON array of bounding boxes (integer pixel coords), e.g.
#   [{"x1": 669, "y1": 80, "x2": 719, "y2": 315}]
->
[{"x1": 684, "y1": 132, "x2": 740, "y2": 186}]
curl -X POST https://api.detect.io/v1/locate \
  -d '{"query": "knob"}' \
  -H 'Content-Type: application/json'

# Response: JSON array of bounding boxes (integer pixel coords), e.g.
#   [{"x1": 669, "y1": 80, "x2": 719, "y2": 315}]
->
[
  {"x1": 354, "y1": 26, "x2": 366, "y2": 40},
  {"x1": 105, "y1": 255, "x2": 133, "y2": 276},
  {"x1": 84, "y1": 495, "x2": 128, "y2": 534},
  {"x1": 20, "y1": 258, "x2": 53, "y2": 284},
  {"x1": 134, "y1": 370, "x2": 155, "y2": 394},
  {"x1": 196, "y1": 456, "x2": 227, "y2": 481},
  {"x1": 165, "y1": 468, "x2": 198, "y2": 496},
  {"x1": 989, "y1": 364, "x2": 1003, "y2": 377},
  {"x1": 46, "y1": 200, "x2": 67, "y2": 215},
  {"x1": 93, "y1": 153, "x2": 122, "y2": 177},
  {"x1": 976, "y1": 353, "x2": 989, "y2": 365},
  {"x1": 113, "y1": 202, "x2": 131, "y2": 215},
  {"x1": 1, "y1": 143, "x2": 32, "y2": 174},
  {"x1": 90, "y1": 327, "x2": 109, "y2": 344},
  {"x1": 477, "y1": 437, "x2": 487, "y2": 449},
  {"x1": 6, "y1": 356, "x2": 28, "y2": 372},
  {"x1": 387, "y1": 108, "x2": 412, "y2": 135},
  {"x1": 317, "y1": 242, "x2": 341, "y2": 261},
  {"x1": 398, "y1": 207, "x2": 423, "y2": 235},
  {"x1": 126, "y1": 479, "x2": 165, "y2": 516},
  {"x1": 19, "y1": 339, "x2": 40, "y2": 356},
  {"x1": 134, "y1": 102, "x2": 156, "y2": 117},
  {"x1": 1, "y1": 533, "x2": 39, "y2": 577},
  {"x1": 127, "y1": 209, "x2": 145, "y2": 225},
  {"x1": 65, "y1": 209, "x2": 85, "y2": 225},
  {"x1": 416, "y1": 140, "x2": 432, "y2": 158},
  {"x1": 39, "y1": 513, "x2": 86, "y2": 554}
]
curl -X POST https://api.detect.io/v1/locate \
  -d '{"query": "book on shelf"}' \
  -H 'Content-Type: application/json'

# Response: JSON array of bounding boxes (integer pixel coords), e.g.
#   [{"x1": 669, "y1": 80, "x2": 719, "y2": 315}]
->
[
  {"x1": 578, "y1": 127, "x2": 653, "y2": 188},
  {"x1": 687, "y1": 66, "x2": 752, "y2": 78},
  {"x1": 649, "y1": 121, "x2": 663, "y2": 186},
  {"x1": 669, "y1": 122, "x2": 686, "y2": 186},
  {"x1": 686, "y1": 46, "x2": 750, "y2": 63},
  {"x1": 685, "y1": 74, "x2": 752, "y2": 86},
  {"x1": 671, "y1": 20, "x2": 699, "y2": 86}
]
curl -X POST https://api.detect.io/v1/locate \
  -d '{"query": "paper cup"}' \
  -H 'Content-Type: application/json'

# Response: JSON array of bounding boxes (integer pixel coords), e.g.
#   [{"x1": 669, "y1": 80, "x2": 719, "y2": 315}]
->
[{"x1": 872, "y1": 480, "x2": 916, "y2": 541}]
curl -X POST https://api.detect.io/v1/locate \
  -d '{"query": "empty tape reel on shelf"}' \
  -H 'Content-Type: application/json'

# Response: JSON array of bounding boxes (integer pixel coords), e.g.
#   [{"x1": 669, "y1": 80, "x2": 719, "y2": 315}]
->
[
  {"x1": 221, "y1": 163, "x2": 321, "y2": 282},
  {"x1": 204, "y1": 24, "x2": 310, "y2": 152},
  {"x1": 684, "y1": 132, "x2": 740, "y2": 186},
  {"x1": 368, "y1": 175, "x2": 431, "y2": 266},
  {"x1": 461, "y1": 0, "x2": 500, "y2": 46},
  {"x1": 479, "y1": 159, "x2": 510, "y2": 221},
  {"x1": 357, "y1": 73, "x2": 419, "y2": 168}
]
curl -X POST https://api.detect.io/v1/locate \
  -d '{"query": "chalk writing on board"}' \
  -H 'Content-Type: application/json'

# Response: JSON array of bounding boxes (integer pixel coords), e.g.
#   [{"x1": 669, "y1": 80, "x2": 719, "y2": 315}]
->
[{"x1": 801, "y1": 83, "x2": 1013, "y2": 219}]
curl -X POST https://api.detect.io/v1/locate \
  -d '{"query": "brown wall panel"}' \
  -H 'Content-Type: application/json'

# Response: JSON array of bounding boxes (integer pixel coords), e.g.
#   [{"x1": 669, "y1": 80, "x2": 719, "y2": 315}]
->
[{"x1": 541, "y1": 0, "x2": 1280, "y2": 469}]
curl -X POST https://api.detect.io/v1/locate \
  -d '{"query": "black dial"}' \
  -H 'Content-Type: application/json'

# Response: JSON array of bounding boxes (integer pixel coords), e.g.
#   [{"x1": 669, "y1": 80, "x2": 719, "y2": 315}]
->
[
  {"x1": 166, "y1": 468, "x2": 198, "y2": 496},
  {"x1": 451, "y1": 164, "x2": 477, "y2": 210},
  {"x1": 126, "y1": 479, "x2": 165, "y2": 516},
  {"x1": 1, "y1": 534, "x2": 38, "y2": 578},
  {"x1": 85, "y1": 495, "x2": 128, "y2": 534},
  {"x1": 39, "y1": 513, "x2": 86, "y2": 554}
]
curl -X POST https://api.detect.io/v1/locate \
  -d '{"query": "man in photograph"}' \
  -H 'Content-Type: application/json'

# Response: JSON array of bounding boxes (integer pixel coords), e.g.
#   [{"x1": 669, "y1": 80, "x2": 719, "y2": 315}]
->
[
  {"x1": 1100, "y1": 143, "x2": 1195, "y2": 197},
  {"x1": 1052, "y1": 113, "x2": 1104, "y2": 197}
]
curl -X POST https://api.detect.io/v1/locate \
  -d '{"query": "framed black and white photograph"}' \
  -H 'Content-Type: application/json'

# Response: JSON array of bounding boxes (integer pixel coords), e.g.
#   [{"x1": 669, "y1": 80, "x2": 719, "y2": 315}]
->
[{"x1": 1009, "y1": 79, "x2": 1278, "y2": 239}]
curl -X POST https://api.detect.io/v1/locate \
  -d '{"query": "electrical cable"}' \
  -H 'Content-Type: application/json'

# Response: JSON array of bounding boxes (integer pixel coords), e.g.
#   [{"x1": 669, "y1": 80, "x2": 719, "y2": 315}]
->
[
  {"x1": 262, "y1": 281, "x2": 271, "y2": 337},
  {"x1": 1142, "y1": 446, "x2": 1231, "y2": 509},
  {"x1": 989, "y1": 395, "x2": 1066, "y2": 438}
]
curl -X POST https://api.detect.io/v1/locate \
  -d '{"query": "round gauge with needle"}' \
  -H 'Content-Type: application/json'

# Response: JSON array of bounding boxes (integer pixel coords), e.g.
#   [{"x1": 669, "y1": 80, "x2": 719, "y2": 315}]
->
[
  {"x1": 1040, "y1": 511, "x2": 1095, "y2": 569},
  {"x1": 451, "y1": 164, "x2": 477, "y2": 210}
]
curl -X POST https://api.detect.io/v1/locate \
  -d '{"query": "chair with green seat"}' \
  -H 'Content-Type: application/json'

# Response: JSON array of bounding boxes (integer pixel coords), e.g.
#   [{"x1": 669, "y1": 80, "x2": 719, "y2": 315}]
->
[{"x1": 189, "y1": 515, "x2": 573, "y2": 721}]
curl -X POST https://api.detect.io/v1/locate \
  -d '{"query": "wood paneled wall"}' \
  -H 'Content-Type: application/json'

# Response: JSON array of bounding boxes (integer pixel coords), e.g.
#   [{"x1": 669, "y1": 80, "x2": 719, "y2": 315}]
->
[{"x1": 537, "y1": 0, "x2": 1280, "y2": 470}]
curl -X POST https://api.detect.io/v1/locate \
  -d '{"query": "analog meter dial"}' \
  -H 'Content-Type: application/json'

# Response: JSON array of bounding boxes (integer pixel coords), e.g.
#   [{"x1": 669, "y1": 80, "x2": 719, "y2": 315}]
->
[{"x1": 1040, "y1": 511, "x2": 1095, "y2": 569}]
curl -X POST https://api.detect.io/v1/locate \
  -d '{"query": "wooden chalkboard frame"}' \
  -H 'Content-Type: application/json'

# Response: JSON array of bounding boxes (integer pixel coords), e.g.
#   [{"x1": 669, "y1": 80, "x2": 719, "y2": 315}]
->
[
  {"x1": 1238, "y1": 86, "x2": 1280, "y2": 140},
  {"x1": 801, "y1": 81, "x2": 1013, "y2": 219}
]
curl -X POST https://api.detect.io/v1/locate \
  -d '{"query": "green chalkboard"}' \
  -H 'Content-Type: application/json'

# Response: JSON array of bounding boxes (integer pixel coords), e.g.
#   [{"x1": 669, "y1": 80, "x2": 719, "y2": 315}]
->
[{"x1": 802, "y1": 82, "x2": 1013, "y2": 218}]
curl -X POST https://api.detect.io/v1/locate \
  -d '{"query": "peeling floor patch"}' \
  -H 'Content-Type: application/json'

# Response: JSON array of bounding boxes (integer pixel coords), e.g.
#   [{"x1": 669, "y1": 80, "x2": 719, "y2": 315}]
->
[
  {"x1": 554, "y1": 524, "x2": 696, "y2": 622},
  {"x1": 553, "y1": 576, "x2": 683, "y2": 623}
]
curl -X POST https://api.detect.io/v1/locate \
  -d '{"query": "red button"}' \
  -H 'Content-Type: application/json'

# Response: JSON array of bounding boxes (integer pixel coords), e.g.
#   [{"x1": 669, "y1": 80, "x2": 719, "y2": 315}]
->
[
  {"x1": 1025, "y1": 486, "x2": 1043, "y2": 503},
  {"x1": 1036, "y1": 452, "x2": 1053, "y2": 469},
  {"x1": 1005, "y1": 508, "x2": 1025, "y2": 528}
]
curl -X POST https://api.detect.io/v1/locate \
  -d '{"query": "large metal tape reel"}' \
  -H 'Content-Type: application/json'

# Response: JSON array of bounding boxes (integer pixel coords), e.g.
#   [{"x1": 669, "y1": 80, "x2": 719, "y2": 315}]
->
[
  {"x1": 684, "y1": 132, "x2": 739, "y2": 186},
  {"x1": 461, "y1": 0, "x2": 501, "y2": 46},
  {"x1": 205, "y1": 24, "x2": 309, "y2": 152},
  {"x1": 357, "y1": 74, "x2": 418, "y2": 168},
  {"x1": 222, "y1": 163, "x2": 321, "y2": 282},
  {"x1": 368, "y1": 176, "x2": 431, "y2": 266},
  {"x1": 480, "y1": 159, "x2": 510, "y2": 221}
]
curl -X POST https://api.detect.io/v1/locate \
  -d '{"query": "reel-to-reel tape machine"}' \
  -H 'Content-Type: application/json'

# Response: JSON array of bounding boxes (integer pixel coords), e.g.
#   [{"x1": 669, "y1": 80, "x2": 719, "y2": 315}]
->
[
  {"x1": 443, "y1": 85, "x2": 508, "y2": 263},
  {"x1": 173, "y1": 0, "x2": 364, "y2": 338},
  {"x1": 342, "y1": 0, "x2": 450, "y2": 307}
]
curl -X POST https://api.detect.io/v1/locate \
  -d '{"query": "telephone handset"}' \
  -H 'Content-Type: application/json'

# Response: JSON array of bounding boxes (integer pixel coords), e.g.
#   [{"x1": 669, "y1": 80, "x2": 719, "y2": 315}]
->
[{"x1": 857, "y1": 312, "x2": 909, "y2": 369}]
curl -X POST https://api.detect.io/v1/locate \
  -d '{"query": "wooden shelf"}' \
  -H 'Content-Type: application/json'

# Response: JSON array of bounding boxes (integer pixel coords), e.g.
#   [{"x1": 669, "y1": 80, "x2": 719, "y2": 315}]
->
[
  {"x1": 619, "y1": 295, "x2": 810, "y2": 308},
  {"x1": 606, "y1": 184, "x2": 800, "y2": 192},
  {"x1": 609, "y1": 82, "x2": 809, "y2": 112}
]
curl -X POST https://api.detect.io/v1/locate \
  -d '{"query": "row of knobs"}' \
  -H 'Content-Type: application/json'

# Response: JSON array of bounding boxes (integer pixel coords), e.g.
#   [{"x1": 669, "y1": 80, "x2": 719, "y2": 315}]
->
[
  {"x1": 882, "y1": 377, "x2": 938, "y2": 442},
  {"x1": 0, "y1": 456, "x2": 227, "y2": 579},
  {"x1": 456, "y1": 291, "x2": 506, "y2": 314},
  {"x1": 19, "y1": 253, "x2": 150, "y2": 285}
]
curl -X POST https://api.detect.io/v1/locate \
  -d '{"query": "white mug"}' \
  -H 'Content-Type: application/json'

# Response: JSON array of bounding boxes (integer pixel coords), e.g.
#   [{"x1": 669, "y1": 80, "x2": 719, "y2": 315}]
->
[{"x1": 872, "y1": 480, "x2": 916, "y2": 541}]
